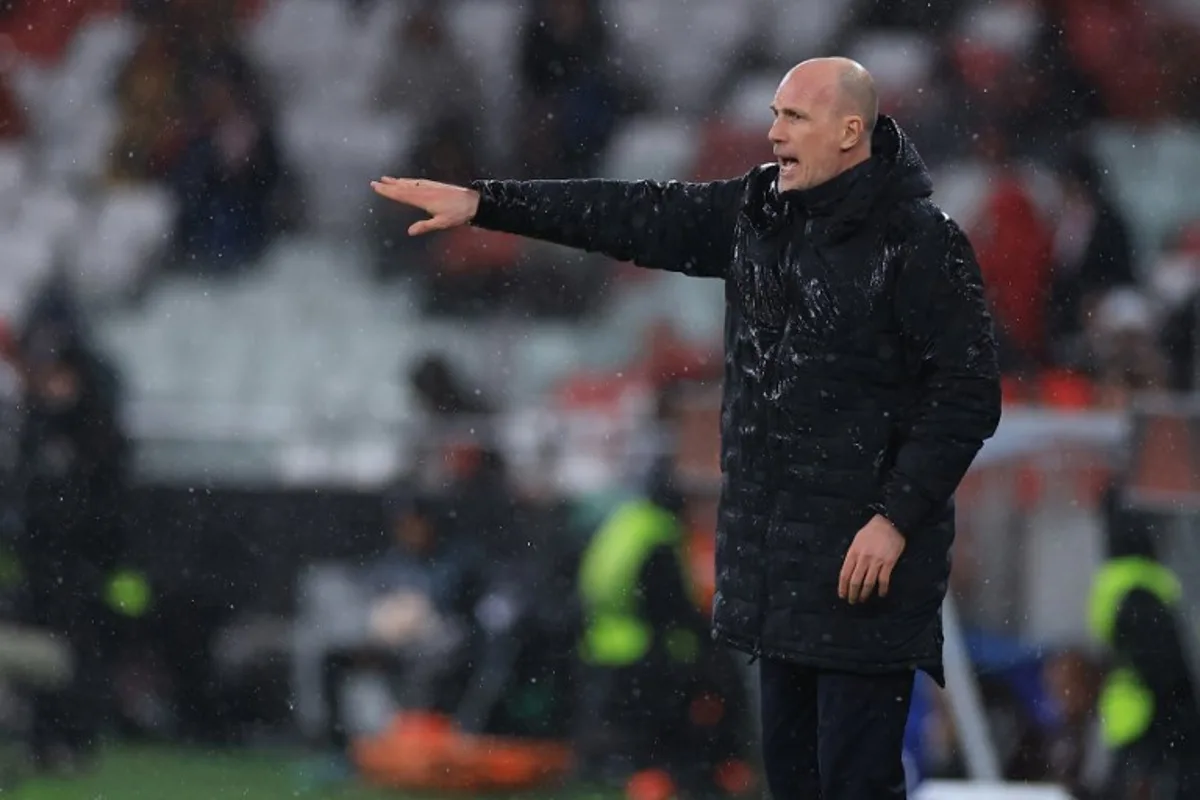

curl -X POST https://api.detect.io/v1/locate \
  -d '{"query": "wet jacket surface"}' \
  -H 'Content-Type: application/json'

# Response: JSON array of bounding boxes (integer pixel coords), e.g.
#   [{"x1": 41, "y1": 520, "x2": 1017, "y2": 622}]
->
[{"x1": 470, "y1": 116, "x2": 1001, "y2": 678}]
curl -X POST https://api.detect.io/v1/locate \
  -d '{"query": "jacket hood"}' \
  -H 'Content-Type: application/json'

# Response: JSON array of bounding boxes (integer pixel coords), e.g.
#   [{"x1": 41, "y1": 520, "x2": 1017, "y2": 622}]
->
[{"x1": 750, "y1": 115, "x2": 934, "y2": 241}]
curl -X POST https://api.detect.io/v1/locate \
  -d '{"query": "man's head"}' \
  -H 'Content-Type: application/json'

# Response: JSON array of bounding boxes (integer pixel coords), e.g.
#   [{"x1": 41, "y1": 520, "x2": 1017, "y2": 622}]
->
[{"x1": 769, "y1": 57, "x2": 878, "y2": 193}]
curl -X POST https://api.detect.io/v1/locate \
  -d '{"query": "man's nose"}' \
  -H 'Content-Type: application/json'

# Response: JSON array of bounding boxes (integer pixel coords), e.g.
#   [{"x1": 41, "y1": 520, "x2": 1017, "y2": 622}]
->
[{"x1": 768, "y1": 120, "x2": 785, "y2": 144}]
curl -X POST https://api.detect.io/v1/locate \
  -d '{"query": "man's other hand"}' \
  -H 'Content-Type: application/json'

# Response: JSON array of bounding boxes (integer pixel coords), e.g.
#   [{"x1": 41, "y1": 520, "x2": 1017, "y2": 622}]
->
[
  {"x1": 838, "y1": 514, "x2": 906, "y2": 604},
  {"x1": 370, "y1": 177, "x2": 480, "y2": 236}
]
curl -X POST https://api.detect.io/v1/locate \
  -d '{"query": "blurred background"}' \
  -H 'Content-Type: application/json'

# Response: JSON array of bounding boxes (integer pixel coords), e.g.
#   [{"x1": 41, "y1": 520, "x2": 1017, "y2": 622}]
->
[{"x1": 0, "y1": 0, "x2": 1197, "y2": 797}]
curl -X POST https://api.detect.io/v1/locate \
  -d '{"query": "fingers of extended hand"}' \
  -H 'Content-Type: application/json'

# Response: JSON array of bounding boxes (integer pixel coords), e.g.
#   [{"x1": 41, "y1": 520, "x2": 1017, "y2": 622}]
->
[
  {"x1": 407, "y1": 217, "x2": 446, "y2": 236},
  {"x1": 371, "y1": 179, "x2": 415, "y2": 202}
]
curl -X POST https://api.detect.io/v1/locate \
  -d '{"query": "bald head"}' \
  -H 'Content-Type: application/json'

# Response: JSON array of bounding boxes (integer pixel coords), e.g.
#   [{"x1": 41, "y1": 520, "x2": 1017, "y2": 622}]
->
[
  {"x1": 783, "y1": 57, "x2": 878, "y2": 132},
  {"x1": 831, "y1": 59, "x2": 878, "y2": 134},
  {"x1": 769, "y1": 57, "x2": 879, "y2": 192}
]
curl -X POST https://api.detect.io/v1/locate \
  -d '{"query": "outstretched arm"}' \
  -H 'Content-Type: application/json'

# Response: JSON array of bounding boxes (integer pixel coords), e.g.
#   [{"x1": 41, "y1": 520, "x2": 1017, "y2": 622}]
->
[
  {"x1": 469, "y1": 178, "x2": 745, "y2": 279},
  {"x1": 370, "y1": 175, "x2": 747, "y2": 279}
]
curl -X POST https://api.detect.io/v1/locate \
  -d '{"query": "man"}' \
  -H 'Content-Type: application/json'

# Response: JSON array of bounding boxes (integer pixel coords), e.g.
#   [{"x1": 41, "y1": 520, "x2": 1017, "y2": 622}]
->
[
  {"x1": 323, "y1": 488, "x2": 481, "y2": 753},
  {"x1": 372, "y1": 57, "x2": 1002, "y2": 799},
  {"x1": 1087, "y1": 490, "x2": 1200, "y2": 798},
  {"x1": 578, "y1": 455, "x2": 747, "y2": 797},
  {"x1": 15, "y1": 328, "x2": 128, "y2": 770}
]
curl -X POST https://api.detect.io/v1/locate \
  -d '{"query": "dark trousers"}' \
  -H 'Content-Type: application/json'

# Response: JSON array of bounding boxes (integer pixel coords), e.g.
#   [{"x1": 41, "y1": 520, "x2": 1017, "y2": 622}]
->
[{"x1": 759, "y1": 659, "x2": 914, "y2": 800}]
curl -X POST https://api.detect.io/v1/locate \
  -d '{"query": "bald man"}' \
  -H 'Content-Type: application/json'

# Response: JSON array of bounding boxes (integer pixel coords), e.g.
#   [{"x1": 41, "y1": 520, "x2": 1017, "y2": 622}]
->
[{"x1": 372, "y1": 58, "x2": 1001, "y2": 799}]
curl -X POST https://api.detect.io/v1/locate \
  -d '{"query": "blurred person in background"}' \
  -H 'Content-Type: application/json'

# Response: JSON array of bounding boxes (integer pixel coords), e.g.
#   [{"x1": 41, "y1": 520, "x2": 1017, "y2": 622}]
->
[
  {"x1": 967, "y1": 128, "x2": 1056, "y2": 373},
  {"x1": 320, "y1": 487, "x2": 482, "y2": 758},
  {"x1": 109, "y1": 18, "x2": 186, "y2": 183},
  {"x1": 1041, "y1": 648, "x2": 1108, "y2": 799},
  {"x1": 0, "y1": 65, "x2": 27, "y2": 142},
  {"x1": 0, "y1": 320, "x2": 22, "y2": 478},
  {"x1": 518, "y1": 0, "x2": 620, "y2": 178},
  {"x1": 408, "y1": 353, "x2": 493, "y2": 420},
  {"x1": 1152, "y1": 221, "x2": 1200, "y2": 393},
  {"x1": 372, "y1": 55, "x2": 1002, "y2": 799},
  {"x1": 372, "y1": 2, "x2": 481, "y2": 137},
  {"x1": 1047, "y1": 146, "x2": 1136, "y2": 368},
  {"x1": 369, "y1": 2, "x2": 484, "y2": 280},
  {"x1": 14, "y1": 319, "x2": 128, "y2": 771},
  {"x1": 1084, "y1": 289, "x2": 1169, "y2": 409},
  {"x1": 169, "y1": 66, "x2": 282, "y2": 270},
  {"x1": 576, "y1": 454, "x2": 747, "y2": 799},
  {"x1": 1087, "y1": 489, "x2": 1200, "y2": 799}
]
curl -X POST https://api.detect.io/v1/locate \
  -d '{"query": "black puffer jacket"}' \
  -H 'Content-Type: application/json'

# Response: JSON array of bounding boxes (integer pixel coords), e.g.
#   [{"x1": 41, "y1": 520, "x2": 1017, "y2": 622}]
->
[{"x1": 471, "y1": 116, "x2": 1001, "y2": 681}]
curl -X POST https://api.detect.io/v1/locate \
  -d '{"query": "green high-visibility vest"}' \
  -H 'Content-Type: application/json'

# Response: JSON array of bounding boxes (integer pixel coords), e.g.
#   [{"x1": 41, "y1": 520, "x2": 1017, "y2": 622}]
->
[
  {"x1": 1087, "y1": 556, "x2": 1183, "y2": 748},
  {"x1": 578, "y1": 500, "x2": 699, "y2": 667}
]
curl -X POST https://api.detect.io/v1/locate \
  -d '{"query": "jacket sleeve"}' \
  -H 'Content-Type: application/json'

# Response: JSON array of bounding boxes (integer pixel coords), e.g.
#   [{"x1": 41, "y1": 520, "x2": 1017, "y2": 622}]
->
[
  {"x1": 880, "y1": 215, "x2": 1003, "y2": 536},
  {"x1": 469, "y1": 178, "x2": 746, "y2": 279}
]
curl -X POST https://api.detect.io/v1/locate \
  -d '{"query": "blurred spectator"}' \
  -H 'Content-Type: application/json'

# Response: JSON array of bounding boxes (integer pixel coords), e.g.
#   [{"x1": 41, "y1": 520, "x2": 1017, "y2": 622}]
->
[
  {"x1": 921, "y1": 673, "x2": 1053, "y2": 783},
  {"x1": 1042, "y1": 648, "x2": 1107, "y2": 799},
  {"x1": 373, "y1": 3, "x2": 481, "y2": 137},
  {"x1": 14, "y1": 320, "x2": 128, "y2": 771},
  {"x1": 0, "y1": 319, "x2": 22, "y2": 475},
  {"x1": 1051, "y1": 0, "x2": 1183, "y2": 121},
  {"x1": 408, "y1": 354, "x2": 492, "y2": 419},
  {"x1": 518, "y1": 0, "x2": 620, "y2": 178},
  {"x1": 109, "y1": 21, "x2": 186, "y2": 182},
  {"x1": 1021, "y1": 20, "x2": 1105, "y2": 156},
  {"x1": 367, "y1": 2, "x2": 485, "y2": 281},
  {"x1": 321, "y1": 488, "x2": 483, "y2": 754},
  {"x1": 0, "y1": 69, "x2": 26, "y2": 141},
  {"x1": 845, "y1": 0, "x2": 966, "y2": 30},
  {"x1": 969, "y1": 137, "x2": 1056, "y2": 371},
  {"x1": 1153, "y1": 222, "x2": 1200, "y2": 392},
  {"x1": 168, "y1": 68, "x2": 282, "y2": 269},
  {"x1": 1085, "y1": 289, "x2": 1169, "y2": 408},
  {"x1": 575, "y1": 455, "x2": 747, "y2": 797},
  {"x1": 1048, "y1": 147, "x2": 1136, "y2": 366},
  {"x1": 1088, "y1": 490, "x2": 1200, "y2": 799}
]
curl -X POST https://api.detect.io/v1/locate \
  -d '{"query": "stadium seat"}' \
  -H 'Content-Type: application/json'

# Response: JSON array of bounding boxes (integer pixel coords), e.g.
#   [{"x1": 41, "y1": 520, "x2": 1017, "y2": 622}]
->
[
  {"x1": 600, "y1": 115, "x2": 697, "y2": 181},
  {"x1": 606, "y1": 0, "x2": 754, "y2": 113},
  {"x1": 724, "y1": 72, "x2": 780, "y2": 131},
  {"x1": 72, "y1": 185, "x2": 176, "y2": 302},
  {"x1": 445, "y1": 0, "x2": 522, "y2": 161},
  {"x1": 18, "y1": 184, "x2": 85, "y2": 247},
  {"x1": 0, "y1": 232, "x2": 56, "y2": 322},
  {"x1": 249, "y1": 0, "x2": 354, "y2": 99},
  {"x1": 846, "y1": 30, "x2": 939, "y2": 108},
  {"x1": 759, "y1": 0, "x2": 854, "y2": 62},
  {"x1": 279, "y1": 108, "x2": 415, "y2": 233}
]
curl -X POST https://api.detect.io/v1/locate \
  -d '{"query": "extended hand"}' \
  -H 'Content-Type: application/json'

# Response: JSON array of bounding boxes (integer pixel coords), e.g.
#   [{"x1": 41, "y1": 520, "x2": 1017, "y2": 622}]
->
[
  {"x1": 838, "y1": 514, "x2": 906, "y2": 604},
  {"x1": 370, "y1": 177, "x2": 480, "y2": 236}
]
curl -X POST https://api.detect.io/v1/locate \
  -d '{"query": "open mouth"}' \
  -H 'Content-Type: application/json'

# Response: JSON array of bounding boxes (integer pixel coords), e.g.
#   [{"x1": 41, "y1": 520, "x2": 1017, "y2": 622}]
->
[{"x1": 778, "y1": 157, "x2": 798, "y2": 171}]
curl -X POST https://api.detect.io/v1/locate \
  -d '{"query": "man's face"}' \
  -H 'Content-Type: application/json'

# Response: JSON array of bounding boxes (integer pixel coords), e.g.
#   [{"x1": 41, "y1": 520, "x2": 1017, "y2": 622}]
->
[
  {"x1": 31, "y1": 362, "x2": 80, "y2": 412},
  {"x1": 768, "y1": 69, "x2": 853, "y2": 193},
  {"x1": 395, "y1": 513, "x2": 434, "y2": 554}
]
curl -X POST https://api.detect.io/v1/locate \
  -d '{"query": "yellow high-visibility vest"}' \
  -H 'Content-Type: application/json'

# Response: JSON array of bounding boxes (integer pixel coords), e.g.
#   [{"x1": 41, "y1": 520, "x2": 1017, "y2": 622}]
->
[
  {"x1": 1087, "y1": 556, "x2": 1183, "y2": 748},
  {"x1": 578, "y1": 500, "x2": 698, "y2": 667}
]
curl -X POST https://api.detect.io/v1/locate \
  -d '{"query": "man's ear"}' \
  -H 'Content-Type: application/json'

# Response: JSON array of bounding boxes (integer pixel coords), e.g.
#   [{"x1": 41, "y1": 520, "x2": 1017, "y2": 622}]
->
[{"x1": 841, "y1": 117, "x2": 865, "y2": 151}]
